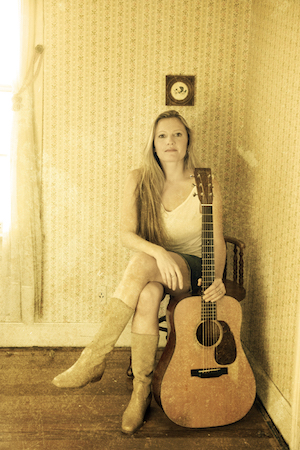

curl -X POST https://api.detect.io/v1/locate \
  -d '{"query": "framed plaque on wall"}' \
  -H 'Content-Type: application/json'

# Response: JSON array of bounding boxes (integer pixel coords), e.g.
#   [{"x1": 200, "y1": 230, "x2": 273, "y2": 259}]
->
[{"x1": 166, "y1": 75, "x2": 195, "y2": 106}]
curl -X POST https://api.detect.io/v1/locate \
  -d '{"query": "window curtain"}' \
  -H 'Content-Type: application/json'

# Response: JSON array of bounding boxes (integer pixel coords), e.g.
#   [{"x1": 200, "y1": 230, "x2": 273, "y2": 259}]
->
[{"x1": 1, "y1": 0, "x2": 43, "y2": 324}]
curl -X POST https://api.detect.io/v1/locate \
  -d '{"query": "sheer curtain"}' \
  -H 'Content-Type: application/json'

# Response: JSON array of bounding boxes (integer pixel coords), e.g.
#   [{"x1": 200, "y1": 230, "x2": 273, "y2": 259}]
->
[{"x1": 1, "y1": 0, "x2": 43, "y2": 324}]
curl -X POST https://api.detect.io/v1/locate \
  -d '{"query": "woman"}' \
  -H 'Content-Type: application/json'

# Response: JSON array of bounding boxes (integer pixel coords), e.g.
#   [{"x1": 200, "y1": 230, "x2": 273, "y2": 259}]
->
[{"x1": 52, "y1": 110, "x2": 227, "y2": 434}]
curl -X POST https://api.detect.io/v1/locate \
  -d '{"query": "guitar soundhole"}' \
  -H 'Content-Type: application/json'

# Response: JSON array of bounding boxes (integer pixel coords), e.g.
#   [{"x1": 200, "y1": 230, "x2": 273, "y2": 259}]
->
[{"x1": 196, "y1": 320, "x2": 222, "y2": 347}]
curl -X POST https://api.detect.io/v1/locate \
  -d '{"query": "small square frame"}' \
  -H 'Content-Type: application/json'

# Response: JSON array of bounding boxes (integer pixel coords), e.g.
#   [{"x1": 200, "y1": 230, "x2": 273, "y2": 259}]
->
[{"x1": 166, "y1": 75, "x2": 195, "y2": 106}]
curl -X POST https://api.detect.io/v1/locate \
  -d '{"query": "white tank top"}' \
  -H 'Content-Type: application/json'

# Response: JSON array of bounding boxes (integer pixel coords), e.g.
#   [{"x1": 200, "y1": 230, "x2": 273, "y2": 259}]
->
[{"x1": 161, "y1": 185, "x2": 202, "y2": 258}]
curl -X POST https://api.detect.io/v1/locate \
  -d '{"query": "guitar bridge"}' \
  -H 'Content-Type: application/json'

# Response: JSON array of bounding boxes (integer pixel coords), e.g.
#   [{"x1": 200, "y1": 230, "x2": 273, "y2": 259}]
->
[{"x1": 191, "y1": 367, "x2": 228, "y2": 378}]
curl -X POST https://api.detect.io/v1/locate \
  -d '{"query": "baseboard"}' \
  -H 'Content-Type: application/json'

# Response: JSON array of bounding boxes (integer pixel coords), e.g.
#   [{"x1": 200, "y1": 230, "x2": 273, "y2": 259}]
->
[
  {"x1": 245, "y1": 346, "x2": 292, "y2": 448},
  {"x1": 0, "y1": 322, "x2": 167, "y2": 348}
]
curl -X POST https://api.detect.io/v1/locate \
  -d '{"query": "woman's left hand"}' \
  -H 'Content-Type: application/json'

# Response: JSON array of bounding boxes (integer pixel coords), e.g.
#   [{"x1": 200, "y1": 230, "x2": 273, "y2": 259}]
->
[{"x1": 197, "y1": 278, "x2": 226, "y2": 302}]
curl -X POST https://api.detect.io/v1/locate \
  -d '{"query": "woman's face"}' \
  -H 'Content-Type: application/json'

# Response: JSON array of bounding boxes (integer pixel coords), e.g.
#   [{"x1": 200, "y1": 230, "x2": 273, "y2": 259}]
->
[{"x1": 153, "y1": 117, "x2": 188, "y2": 165}]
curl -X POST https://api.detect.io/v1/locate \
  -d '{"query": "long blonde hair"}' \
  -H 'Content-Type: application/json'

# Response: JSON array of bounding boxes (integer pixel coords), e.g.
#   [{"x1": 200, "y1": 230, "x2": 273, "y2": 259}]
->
[{"x1": 136, "y1": 110, "x2": 199, "y2": 247}]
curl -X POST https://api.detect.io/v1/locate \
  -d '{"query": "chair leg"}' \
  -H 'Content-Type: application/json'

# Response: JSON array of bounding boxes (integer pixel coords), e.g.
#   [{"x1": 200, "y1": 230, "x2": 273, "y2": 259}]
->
[{"x1": 127, "y1": 355, "x2": 133, "y2": 378}]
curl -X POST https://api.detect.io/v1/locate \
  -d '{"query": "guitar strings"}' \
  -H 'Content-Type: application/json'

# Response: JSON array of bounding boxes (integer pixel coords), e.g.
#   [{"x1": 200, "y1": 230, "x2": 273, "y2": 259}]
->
[{"x1": 202, "y1": 204, "x2": 215, "y2": 368}]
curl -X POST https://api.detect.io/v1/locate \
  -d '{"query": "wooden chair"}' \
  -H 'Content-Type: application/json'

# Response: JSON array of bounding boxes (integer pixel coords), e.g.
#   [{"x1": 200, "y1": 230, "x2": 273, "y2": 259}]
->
[
  {"x1": 222, "y1": 236, "x2": 246, "y2": 302},
  {"x1": 126, "y1": 236, "x2": 246, "y2": 377}
]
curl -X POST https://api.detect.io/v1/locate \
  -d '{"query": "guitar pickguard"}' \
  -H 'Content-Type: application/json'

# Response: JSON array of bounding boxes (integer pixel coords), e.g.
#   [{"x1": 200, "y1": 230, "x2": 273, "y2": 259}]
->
[{"x1": 215, "y1": 320, "x2": 237, "y2": 365}]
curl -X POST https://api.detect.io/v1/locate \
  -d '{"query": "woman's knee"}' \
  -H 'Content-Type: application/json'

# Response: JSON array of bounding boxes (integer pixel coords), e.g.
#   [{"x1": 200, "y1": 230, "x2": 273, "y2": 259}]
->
[
  {"x1": 127, "y1": 252, "x2": 158, "y2": 276},
  {"x1": 135, "y1": 282, "x2": 164, "y2": 316}
]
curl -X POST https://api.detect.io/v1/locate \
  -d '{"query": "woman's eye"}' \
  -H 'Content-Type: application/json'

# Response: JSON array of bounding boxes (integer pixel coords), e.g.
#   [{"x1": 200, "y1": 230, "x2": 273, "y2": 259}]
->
[
  {"x1": 158, "y1": 134, "x2": 165, "y2": 138},
  {"x1": 175, "y1": 132, "x2": 182, "y2": 137}
]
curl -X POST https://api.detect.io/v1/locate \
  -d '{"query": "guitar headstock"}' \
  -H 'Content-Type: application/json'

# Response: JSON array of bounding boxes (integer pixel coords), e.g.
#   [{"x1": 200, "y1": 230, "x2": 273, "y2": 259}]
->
[{"x1": 194, "y1": 168, "x2": 213, "y2": 205}]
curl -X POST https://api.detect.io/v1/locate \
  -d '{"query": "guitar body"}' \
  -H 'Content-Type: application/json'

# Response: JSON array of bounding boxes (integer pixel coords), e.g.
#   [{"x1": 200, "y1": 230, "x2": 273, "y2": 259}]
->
[{"x1": 153, "y1": 294, "x2": 256, "y2": 428}]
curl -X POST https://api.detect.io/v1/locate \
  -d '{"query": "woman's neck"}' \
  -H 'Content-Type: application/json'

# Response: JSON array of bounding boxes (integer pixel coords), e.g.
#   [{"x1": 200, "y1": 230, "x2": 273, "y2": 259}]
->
[{"x1": 162, "y1": 162, "x2": 193, "y2": 184}]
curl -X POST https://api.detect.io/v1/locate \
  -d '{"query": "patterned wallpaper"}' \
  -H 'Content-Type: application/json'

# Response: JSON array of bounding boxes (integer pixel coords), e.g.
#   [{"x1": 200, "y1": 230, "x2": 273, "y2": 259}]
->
[
  {"x1": 41, "y1": 0, "x2": 252, "y2": 322},
  {"x1": 236, "y1": 0, "x2": 300, "y2": 406},
  {"x1": 17, "y1": 0, "x2": 300, "y2": 441}
]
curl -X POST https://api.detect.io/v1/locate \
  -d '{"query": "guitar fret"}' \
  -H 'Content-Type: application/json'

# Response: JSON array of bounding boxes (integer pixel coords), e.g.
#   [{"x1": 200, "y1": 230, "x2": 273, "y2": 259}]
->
[
  {"x1": 202, "y1": 204, "x2": 215, "y2": 298},
  {"x1": 201, "y1": 298, "x2": 216, "y2": 320}
]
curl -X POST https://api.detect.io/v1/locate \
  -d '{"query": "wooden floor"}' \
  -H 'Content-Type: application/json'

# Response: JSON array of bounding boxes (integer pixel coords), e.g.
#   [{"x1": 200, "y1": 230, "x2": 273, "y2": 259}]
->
[{"x1": 0, "y1": 347, "x2": 289, "y2": 450}]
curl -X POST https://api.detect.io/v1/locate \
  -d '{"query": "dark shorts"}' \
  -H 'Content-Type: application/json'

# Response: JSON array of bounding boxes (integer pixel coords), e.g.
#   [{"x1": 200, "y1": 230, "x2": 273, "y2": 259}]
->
[{"x1": 177, "y1": 253, "x2": 202, "y2": 295}]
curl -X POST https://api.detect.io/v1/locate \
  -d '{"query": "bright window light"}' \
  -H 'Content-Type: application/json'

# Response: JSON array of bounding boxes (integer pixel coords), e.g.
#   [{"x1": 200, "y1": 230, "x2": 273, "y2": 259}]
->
[
  {"x1": 0, "y1": 1, "x2": 20, "y2": 228},
  {"x1": 0, "y1": 1, "x2": 20, "y2": 84}
]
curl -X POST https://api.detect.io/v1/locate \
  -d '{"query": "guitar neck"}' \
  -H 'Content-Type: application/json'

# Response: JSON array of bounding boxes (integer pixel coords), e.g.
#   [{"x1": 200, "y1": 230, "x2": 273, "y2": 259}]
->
[
  {"x1": 202, "y1": 204, "x2": 215, "y2": 291},
  {"x1": 201, "y1": 204, "x2": 216, "y2": 319},
  {"x1": 194, "y1": 168, "x2": 216, "y2": 319}
]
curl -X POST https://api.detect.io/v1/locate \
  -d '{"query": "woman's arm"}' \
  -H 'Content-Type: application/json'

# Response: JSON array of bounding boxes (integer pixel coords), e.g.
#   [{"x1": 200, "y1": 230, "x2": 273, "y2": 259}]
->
[{"x1": 120, "y1": 170, "x2": 183, "y2": 290}]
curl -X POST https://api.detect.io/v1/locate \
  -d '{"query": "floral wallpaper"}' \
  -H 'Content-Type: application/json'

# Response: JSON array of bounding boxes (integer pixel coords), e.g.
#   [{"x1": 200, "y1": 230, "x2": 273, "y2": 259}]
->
[
  {"x1": 41, "y1": 0, "x2": 251, "y2": 322},
  {"x1": 18, "y1": 0, "x2": 300, "y2": 443},
  {"x1": 235, "y1": 0, "x2": 300, "y2": 414}
]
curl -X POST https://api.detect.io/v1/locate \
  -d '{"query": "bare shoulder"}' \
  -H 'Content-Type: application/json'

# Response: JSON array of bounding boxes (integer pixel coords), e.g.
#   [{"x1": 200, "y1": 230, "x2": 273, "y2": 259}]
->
[
  {"x1": 124, "y1": 168, "x2": 142, "y2": 196},
  {"x1": 126, "y1": 168, "x2": 141, "y2": 183}
]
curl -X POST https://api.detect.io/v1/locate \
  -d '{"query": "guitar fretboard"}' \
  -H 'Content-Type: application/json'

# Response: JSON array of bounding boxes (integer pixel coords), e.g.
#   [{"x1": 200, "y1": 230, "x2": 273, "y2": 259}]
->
[{"x1": 201, "y1": 205, "x2": 216, "y2": 320}]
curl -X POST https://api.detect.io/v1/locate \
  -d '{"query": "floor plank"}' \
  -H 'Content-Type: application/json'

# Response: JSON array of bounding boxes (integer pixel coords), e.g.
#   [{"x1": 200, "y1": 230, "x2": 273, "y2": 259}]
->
[{"x1": 0, "y1": 348, "x2": 288, "y2": 449}]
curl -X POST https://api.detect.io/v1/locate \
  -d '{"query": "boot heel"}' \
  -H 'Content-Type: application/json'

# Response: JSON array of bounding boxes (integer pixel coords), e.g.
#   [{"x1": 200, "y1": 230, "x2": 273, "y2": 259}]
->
[
  {"x1": 90, "y1": 375, "x2": 103, "y2": 383},
  {"x1": 90, "y1": 362, "x2": 106, "y2": 383}
]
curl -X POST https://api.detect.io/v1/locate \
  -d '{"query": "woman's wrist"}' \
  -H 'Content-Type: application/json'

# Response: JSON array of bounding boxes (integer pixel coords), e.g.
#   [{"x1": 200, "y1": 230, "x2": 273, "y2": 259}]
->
[{"x1": 148, "y1": 244, "x2": 166, "y2": 260}]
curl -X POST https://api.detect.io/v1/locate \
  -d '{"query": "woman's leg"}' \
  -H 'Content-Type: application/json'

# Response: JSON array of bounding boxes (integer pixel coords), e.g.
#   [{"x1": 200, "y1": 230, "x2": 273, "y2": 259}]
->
[
  {"x1": 114, "y1": 251, "x2": 191, "y2": 309},
  {"x1": 122, "y1": 282, "x2": 166, "y2": 434},
  {"x1": 52, "y1": 297, "x2": 134, "y2": 388},
  {"x1": 131, "y1": 281, "x2": 164, "y2": 336},
  {"x1": 52, "y1": 252, "x2": 191, "y2": 389},
  {"x1": 122, "y1": 332, "x2": 159, "y2": 434}
]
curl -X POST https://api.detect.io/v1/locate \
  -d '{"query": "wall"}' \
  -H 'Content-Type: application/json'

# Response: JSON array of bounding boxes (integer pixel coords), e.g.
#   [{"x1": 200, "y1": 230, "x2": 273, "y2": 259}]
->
[
  {"x1": 41, "y1": 0, "x2": 251, "y2": 323},
  {"x1": 235, "y1": 0, "x2": 300, "y2": 445},
  {"x1": 0, "y1": 0, "x2": 299, "y2": 446}
]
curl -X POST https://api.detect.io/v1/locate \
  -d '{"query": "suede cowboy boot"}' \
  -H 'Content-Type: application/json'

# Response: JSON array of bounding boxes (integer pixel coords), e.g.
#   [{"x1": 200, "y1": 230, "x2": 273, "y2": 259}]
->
[
  {"x1": 52, "y1": 297, "x2": 134, "y2": 388},
  {"x1": 122, "y1": 332, "x2": 159, "y2": 434}
]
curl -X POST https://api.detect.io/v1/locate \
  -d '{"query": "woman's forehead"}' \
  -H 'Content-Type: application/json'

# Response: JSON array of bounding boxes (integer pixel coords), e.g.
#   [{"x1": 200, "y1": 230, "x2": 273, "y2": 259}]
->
[{"x1": 155, "y1": 117, "x2": 186, "y2": 132}]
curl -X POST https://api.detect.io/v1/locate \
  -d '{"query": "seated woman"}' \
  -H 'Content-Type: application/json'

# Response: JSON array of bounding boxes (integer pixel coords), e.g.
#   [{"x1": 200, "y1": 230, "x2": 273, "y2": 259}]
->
[{"x1": 52, "y1": 110, "x2": 226, "y2": 434}]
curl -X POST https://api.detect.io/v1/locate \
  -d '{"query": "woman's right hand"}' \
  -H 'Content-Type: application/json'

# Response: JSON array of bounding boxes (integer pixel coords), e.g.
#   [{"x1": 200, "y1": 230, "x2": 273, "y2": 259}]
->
[{"x1": 155, "y1": 248, "x2": 183, "y2": 291}]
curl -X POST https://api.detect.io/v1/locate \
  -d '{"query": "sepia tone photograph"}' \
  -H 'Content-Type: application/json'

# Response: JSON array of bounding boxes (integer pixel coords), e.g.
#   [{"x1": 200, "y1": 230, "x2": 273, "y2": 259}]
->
[{"x1": 0, "y1": 1, "x2": 299, "y2": 449}]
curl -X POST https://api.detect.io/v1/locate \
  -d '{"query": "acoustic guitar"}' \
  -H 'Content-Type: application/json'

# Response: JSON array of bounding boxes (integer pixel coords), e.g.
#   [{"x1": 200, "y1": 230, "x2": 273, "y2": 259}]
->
[{"x1": 152, "y1": 168, "x2": 256, "y2": 428}]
